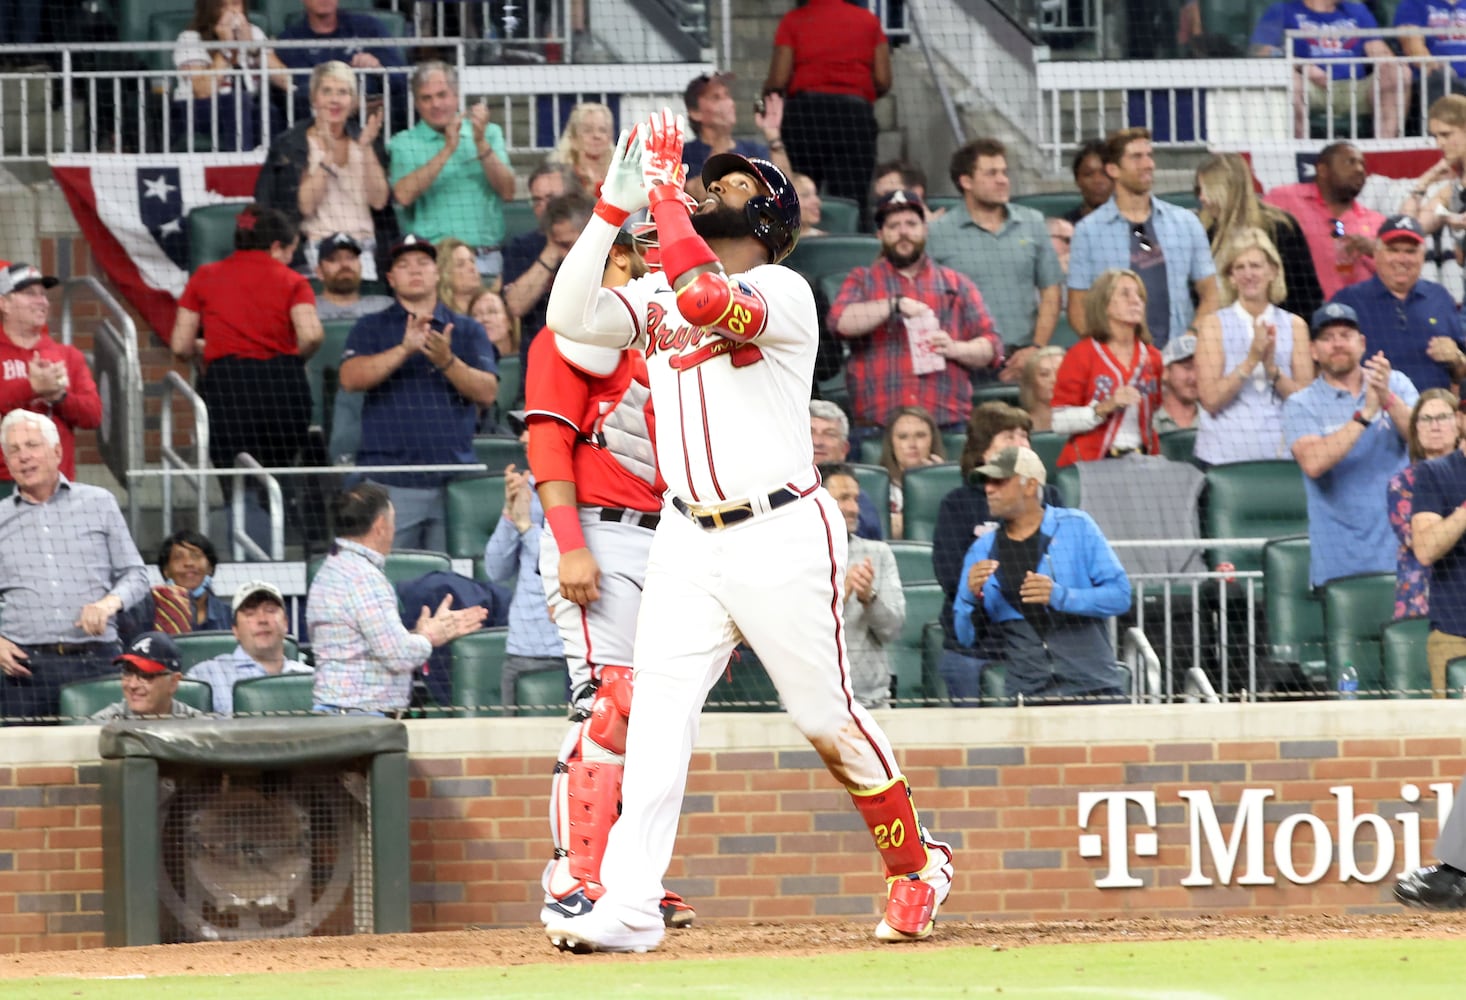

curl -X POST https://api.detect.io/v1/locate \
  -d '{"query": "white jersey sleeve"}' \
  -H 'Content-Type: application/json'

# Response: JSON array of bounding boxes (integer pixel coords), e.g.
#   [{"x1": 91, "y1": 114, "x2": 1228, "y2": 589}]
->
[{"x1": 740, "y1": 263, "x2": 819, "y2": 352}]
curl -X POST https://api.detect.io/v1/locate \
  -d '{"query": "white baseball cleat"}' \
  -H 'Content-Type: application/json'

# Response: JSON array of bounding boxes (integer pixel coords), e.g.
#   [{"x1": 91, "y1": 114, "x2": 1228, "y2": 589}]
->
[
  {"x1": 874, "y1": 836, "x2": 954, "y2": 943},
  {"x1": 546, "y1": 908, "x2": 665, "y2": 954}
]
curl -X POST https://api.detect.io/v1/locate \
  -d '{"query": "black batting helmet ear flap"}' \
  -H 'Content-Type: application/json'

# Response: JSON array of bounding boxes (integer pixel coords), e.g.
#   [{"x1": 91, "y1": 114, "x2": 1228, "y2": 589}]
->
[{"x1": 701, "y1": 153, "x2": 802, "y2": 264}]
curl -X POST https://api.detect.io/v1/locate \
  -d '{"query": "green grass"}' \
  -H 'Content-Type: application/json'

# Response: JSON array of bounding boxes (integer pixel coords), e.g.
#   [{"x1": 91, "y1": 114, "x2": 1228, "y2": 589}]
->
[{"x1": 11, "y1": 939, "x2": 1457, "y2": 999}]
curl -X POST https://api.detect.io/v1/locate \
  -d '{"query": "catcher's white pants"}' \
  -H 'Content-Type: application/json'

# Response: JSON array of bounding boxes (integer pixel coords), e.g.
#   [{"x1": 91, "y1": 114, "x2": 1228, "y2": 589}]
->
[{"x1": 591, "y1": 489, "x2": 905, "y2": 929}]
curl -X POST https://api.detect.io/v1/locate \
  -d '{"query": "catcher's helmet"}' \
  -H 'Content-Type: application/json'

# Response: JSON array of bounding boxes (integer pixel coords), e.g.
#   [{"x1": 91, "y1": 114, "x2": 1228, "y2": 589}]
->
[{"x1": 701, "y1": 152, "x2": 801, "y2": 264}]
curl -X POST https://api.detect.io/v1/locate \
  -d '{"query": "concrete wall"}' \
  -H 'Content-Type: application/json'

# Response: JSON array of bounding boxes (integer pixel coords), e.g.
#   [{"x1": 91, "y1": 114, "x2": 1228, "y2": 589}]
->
[{"x1": 3, "y1": 701, "x2": 1459, "y2": 952}]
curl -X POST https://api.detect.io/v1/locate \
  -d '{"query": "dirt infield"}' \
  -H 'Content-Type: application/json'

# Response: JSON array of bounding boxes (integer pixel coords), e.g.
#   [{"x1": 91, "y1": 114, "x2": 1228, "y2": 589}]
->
[{"x1": 3, "y1": 913, "x2": 1465, "y2": 979}]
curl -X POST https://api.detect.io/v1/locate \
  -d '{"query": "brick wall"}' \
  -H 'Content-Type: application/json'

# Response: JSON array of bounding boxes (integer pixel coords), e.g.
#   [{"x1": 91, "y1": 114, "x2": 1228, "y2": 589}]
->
[
  {"x1": 0, "y1": 763, "x2": 104, "y2": 951},
  {"x1": 3, "y1": 705, "x2": 1460, "y2": 953}
]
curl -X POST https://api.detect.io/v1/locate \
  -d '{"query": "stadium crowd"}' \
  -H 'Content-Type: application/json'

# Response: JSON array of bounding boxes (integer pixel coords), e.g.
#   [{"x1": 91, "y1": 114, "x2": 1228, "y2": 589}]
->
[{"x1": 12, "y1": 1, "x2": 1466, "y2": 725}]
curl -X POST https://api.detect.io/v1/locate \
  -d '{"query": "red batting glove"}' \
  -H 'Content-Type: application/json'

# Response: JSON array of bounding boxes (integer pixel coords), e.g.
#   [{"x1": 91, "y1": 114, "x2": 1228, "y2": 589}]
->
[{"x1": 643, "y1": 108, "x2": 687, "y2": 212}]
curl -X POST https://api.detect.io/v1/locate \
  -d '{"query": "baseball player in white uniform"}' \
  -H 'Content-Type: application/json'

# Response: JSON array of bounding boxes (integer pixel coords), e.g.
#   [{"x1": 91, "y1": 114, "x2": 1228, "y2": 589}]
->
[
  {"x1": 541, "y1": 110, "x2": 954, "y2": 954},
  {"x1": 528, "y1": 227, "x2": 694, "y2": 930}
]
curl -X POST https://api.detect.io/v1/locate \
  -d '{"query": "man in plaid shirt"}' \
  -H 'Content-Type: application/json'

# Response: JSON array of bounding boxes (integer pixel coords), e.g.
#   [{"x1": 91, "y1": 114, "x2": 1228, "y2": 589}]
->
[
  {"x1": 308, "y1": 482, "x2": 487, "y2": 716},
  {"x1": 829, "y1": 189, "x2": 1001, "y2": 447}
]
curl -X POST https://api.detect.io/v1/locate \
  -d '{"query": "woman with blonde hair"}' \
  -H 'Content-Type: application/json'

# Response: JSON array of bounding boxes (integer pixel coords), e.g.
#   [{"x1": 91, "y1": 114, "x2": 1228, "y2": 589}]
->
[
  {"x1": 1051, "y1": 269, "x2": 1164, "y2": 467},
  {"x1": 436, "y1": 236, "x2": 485, "y2": 314},
  {"x1": 295, "y1": 61, "x2": 389, "y2": 278},
  {"x1": 468, "y1": 287, "x2": 518, "y2": 359},
  {"x1": 1195, "y1": 151, "x2": 1322, "y2": 318},
  {"x1": 1018, "y1": 345, "x2": 1064, "y2": 432},
  {"x1": 1192, "y1": 227, "x2": 1312, "y2": 467},
  {"x1": 547, "y1": 102, "x2": 615, "y2": 196}
]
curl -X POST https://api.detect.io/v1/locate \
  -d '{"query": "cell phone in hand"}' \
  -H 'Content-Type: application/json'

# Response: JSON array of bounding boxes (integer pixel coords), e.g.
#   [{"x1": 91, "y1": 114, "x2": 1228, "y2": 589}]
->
[{"x1": 753, "y1": 97, "x2": 766, "y2": 116}]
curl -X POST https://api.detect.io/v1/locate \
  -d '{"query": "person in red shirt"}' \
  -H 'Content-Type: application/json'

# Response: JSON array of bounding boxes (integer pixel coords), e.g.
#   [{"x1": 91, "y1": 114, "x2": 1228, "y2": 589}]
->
[
  {"x1": 0, "y1": 263, "x2": 102, "y2": 482},
  {"x1": 170, "y1": 203, "x2": 324, "y2": 490},
  {"x1": 1051, "y1": 267, "x2": 1164, "y2": 466},
  {"x1": 762, "y1": 0, "x2": 891, "y2": 219}
]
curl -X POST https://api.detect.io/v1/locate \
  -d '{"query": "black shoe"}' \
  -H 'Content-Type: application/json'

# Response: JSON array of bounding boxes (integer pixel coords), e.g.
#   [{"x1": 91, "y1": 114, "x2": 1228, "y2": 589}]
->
[{"x1": 1395, "y1": 864, "x2": 1466, "y2": 909}]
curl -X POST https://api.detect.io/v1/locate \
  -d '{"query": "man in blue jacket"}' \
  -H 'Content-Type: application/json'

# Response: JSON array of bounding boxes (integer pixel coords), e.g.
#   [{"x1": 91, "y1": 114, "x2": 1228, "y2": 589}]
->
[{"x1": 953, "y1": 446, "x2": 1131, "y2": 702}]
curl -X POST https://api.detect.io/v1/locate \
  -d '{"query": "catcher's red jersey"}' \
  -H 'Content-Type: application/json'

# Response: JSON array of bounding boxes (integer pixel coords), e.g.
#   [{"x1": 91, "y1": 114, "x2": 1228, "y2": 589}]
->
[{"x1": 525, "y1": 329, "x2": 664, "y2": 511}]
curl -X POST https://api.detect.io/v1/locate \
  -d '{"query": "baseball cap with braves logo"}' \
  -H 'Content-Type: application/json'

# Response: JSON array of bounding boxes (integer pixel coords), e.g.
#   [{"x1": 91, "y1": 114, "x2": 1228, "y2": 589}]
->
[
  {"x1": 0, "y1": 263, "x2": 59, "y2": 296},
  {"x1": 1310, "y1": 301, "x2": 1361, "y2": 339},
  {"x1": 114, "y1": 631, "x2": 184, "y2": 676},
  {"x1": 873, "y1": 189, "x2": 928, "y2": 226},
  {"x1": 389, "y1": 234, "x2": 437, "y2": 264},
  {"x1": 317, "y1": 232, "x2": 363, "y2": 261},
  {"x1": 1377, "y1": 214, "x2": 1425, "y2": 245}
]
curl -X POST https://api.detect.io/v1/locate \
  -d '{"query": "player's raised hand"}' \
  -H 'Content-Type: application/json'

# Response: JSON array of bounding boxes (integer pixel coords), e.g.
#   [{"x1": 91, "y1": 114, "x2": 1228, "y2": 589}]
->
[
  {"x1": 599, "y1": 125, "x2": 649, "y2": 215},
  {"x1": 643, "y1": 108, "x2": 687, "y2": 204}
]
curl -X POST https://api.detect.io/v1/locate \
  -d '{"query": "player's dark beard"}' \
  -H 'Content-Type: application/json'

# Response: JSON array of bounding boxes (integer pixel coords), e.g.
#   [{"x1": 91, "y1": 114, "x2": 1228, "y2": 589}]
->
[
  {"x1": 883, "y1": 239, "x2": 926, "y2": 270},
  {"x1": 691, "y1": 203, "x2": 756, "y2": 242}
]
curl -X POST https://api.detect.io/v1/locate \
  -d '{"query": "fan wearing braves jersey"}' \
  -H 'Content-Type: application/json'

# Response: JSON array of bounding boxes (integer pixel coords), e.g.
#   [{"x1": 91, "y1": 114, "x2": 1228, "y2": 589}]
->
[
  {"x1": 526, "y1": 227, "x2": 695, "y2": 931},
  {"x1": 541, "y1": 110, "x2": 954, "y2": 955}
]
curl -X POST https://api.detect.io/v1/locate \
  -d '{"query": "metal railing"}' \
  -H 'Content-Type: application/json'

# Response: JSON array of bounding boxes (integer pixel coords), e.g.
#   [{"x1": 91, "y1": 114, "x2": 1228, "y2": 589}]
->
[
  {"x1": 230, "y1": 452, "x2": 284, "y2": 561},
  {"x1": 59, "y1": 276, "x2": 145, "y2": 494},
  {"x1": 158, "y1": 370, "x2": 210, "y2": 537}
]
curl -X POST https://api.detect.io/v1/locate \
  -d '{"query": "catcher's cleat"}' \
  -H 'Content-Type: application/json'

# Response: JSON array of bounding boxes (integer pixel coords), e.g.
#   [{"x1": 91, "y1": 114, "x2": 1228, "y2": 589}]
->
[
  {"x1": 659, "y1": 890, "x2": 695, "y2": 929},
  {"x1": 540, "y1": 887, "x2": 594, "y2": 926},
  {"x1": 1395, "y1": 863, "x2": 1466, "y2": 910},
  {"x1": 546, "y1": 908, "x2": 664, "y2": 954}
]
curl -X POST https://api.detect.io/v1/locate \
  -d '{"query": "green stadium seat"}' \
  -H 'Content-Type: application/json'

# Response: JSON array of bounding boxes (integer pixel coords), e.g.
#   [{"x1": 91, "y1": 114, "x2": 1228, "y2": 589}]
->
[
  {"x1": 232, "y1": 673, "x2": 314, "y2": 715},
  {"x1": 493, "y1": 354, "x2": 522, "y2": 422},
  {"x1": 926, "y1": 195, "x2": 963, "y2": 215},
  {"x1": 445, "y1": 475, "x2": 507, "y2": 583},
  {"x1": 900, "y1": 463, "x2": 962, "y2": 542},
  {"x1": 888, "y1": 539, "x2": 935, "y2": 586},
  {"x1": 819, "y1": 271, "x2": 849, "y2": 308},
  {"x1": 1011, "y1": 192, "x2": 1082, "y2": 219},
  {"x1": 59, "y1": 677, "x2": 214, "y2": 723},
  {"x1": 513, "y1": 666, "x2": 567, "y2": 717},
  {"x1": 501, "y1": 200, "x2": 540, "y2": 241},
  {"x1": 1029, "y1": 431, "x2": 1065, "y2": 481},
  {"x1": 891, "y1": 582, "x2": 944, "y2": 706},
  {"x1": 450, "y1": 626, "x2": 509, "y2": 717},
  {"x1": 1203, "y1": 461, "x2": 1308, "y2": 575},
  {"x1": 784, "y1": 235, "x2": 879, "y2": 288},
  {"x1": 187, "y1": 203, "x2": 246, "y2": 271},
  {"x1": 980, "y1": 662, "x2": 1011, "y2": 706},
  {"x1": 1321, "y1": 572, "x2": 1396, "y2": 698},
  {"x1": 1053, "y1": 464, "x2": 1081, "y2": 509},
  {"x1": 940, "y1": 430, "x2": 965, "y2": 463},
  {"x1": 1262, "y1": 536, "x2": 1326, "y2": 684},
  {"x1": 472, "y1": 435, "x2": 526, "y2": 474},
  {"x1": 815, "y1": 368, "x2": 850, "y2": 415},
  {"x1": 971, "y1": 383, "x2": 1020, "y2": 408},
  {"x1": 1159, "y1": 427, "x2": 1198, "y2": 464},
  {"x1": 307, "y1": 549, "x2": 452, "y2": 590},
  {"x1": 1049, "y1": 314, "x2": 1081, "y2": 350},
  {"x1": 704, "y1": 645, "x2": 781, "y2": 711},
  {"x1": 1448, "y1": 656, "x2": 1466, "y2": 699},
  {"x1": 850, "y1": 463, "x2": 891, "y2": 539},
  {"x1": 305, "y1": 319, "x2": 357, "y2": 432},
  {"x1": 1195, "y1": 0, "x2": 1268, "y2": 57},
  {"x1": 175, "y1": 630, "x2": 301, "y2": 671},
  {"x1": 818, "y1": 196, "x2": 861, "y2": 234},
  {"x1": 1158, "y1": 190, "x2": 1201, "y2": 211},
  {"x1": 857, "y1": 436, "x2": 882, "y2": 465},
  {"x1": 921, "y1": 621, "x2": 947, "y2": 703},
  {"x1": 1382, "y1": 616, "x2": 1431, "y2": 699}
]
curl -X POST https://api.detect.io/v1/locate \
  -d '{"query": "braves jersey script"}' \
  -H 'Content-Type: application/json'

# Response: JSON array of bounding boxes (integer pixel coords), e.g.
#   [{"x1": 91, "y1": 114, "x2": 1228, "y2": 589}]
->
[
  {"x1": 525, "y1": 331, "x2": 664, "y2": 511},
  {"x1": 609, "y1": 264, "x2": 819, "y2": 504}
]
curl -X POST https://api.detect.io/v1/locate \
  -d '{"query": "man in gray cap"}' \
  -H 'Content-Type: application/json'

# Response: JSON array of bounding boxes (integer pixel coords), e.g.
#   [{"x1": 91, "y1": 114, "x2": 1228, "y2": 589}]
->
[
  {"x1": 314, "y1": 233, "x2": 394, "y2": 323},
  {"x1": 1153, "y1": 332, "x2": 1199, "y2": 435},
  {"x1": 1284, "y1": 301, "x2": 1418, "y2": 588},
  {"x1": 952, "y1": 445, "x2": 1131, "y2": 703},
  {"x1": 186, "y1": 581, "x2": 313, "y2": 716}
]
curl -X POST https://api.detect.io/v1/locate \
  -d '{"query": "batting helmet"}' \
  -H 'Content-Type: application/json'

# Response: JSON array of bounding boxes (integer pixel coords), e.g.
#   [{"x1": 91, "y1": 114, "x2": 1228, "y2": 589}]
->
[{"x1": 701, "y1": 152, "x2": 801, "y2": 264}]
